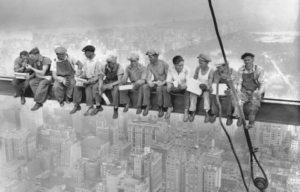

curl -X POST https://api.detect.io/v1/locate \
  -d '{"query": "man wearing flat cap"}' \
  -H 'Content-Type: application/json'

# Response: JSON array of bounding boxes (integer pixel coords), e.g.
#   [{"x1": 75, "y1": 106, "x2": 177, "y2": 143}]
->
[
  {"x1": 98, "y1": 54, "x2": 125, "y2": 119},
  {"x1": 26, "y1": 47, "x2": 53, "y2": 111},
  {"x1": 236, "y1": 52, "x2": 265, "y2": 128},
  {"x1": 142, "y1": 49, "x2": 169, "y2": 117},
  {"x1": 51, "y1": 47, "x2": 83, "y2": 114},
  {"x1": 209, "y1": 59, "x2": 240, "y2": 125},
  {"x1": 120, "y1": 52, "x2": 147, "y2": 114},
  {"x1": 77, "y1": 45, "x2": 103, "y2": 116},
  {"x1": 12, "y1": 51, "x2": 35, "y2": 105},
  {"x1": 188, "y1": 53, "x2": 214, "y2": 123}
]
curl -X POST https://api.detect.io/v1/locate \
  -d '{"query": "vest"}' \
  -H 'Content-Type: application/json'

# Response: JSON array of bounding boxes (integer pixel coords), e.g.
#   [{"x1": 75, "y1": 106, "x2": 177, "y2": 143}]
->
[
  {"x1": 105, "y1": 63, "x2": 120, "y2": 82},
  {"x1": 56, "y1": 59, "x2": 75, "y2": 78}
]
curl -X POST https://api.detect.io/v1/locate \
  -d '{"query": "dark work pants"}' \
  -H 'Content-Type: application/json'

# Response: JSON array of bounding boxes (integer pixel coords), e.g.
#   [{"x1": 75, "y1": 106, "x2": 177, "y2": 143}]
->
[
  {"x1": 120, "y1": 83, "x2": 144, "y2": 107},
  {"x1": 99, "y1": 81, "x2": 127, "y2": 108},
  {"x1": 163, "y1": 86, "x2": 190, "y2": 109},
  {"x1": 142, "y1": 84, "x2": 164, "y2": 107},
  {"x1": 84, "y1": 82, "x2": 101, "y2": 106},
  {"x1": 12, "y1": 78, "x2": 30, "y2": 97},
  {"x1": 53, "y1": 78, "x2": 76, "y2": 103},
  {"x1": 29, "y1": 78, "x2": 52, "y2": 103}
]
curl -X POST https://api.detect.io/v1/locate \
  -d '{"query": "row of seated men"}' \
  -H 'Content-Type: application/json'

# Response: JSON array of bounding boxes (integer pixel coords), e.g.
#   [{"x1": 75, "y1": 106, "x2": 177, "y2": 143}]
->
[{"x1": 12, "y1": 45, "x2": 265, "y2": 128}]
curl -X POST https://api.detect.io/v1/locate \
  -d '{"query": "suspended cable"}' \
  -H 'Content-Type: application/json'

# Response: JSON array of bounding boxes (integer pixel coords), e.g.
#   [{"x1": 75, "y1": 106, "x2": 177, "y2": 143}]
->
[{"x1": 207, "y1": 0, "x2": 268, "y2": 191}]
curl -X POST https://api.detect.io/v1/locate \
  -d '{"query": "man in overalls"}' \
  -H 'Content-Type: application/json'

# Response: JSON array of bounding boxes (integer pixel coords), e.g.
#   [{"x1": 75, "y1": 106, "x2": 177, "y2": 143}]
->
[
  {"x1": 51, "y1": 47, "x2": 83, "y2": 113},
  {"x1": 12, "y1": 51, "x2": 35, "y2": 105},
  {"x1": 189, "y1": 54, "x2": 214, "y2": 123},
  {"x1": 26, "y1": 47, "x2": 52, "y2": 111},
  {"x1": 120, "y1": 52, "x2": 147, "y2": 114},
  {"x1": 98, "y1": 55, "x2": 125, "y2": 119},
  {"x1": 209, "y1": 60, "x2": 239, "y2": 125},
  {"x1": 237, "y1": 53, "x2": 265, "y2": 128},
  {"x1": 142, "y1": 49, "x2": 169, "y2": 117}
]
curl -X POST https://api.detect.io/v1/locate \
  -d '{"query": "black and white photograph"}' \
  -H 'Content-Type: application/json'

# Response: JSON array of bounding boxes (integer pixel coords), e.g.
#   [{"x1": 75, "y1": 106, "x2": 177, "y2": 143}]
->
[{"x1": 0, "y1": 0, "x2": 299, "y2": 191}]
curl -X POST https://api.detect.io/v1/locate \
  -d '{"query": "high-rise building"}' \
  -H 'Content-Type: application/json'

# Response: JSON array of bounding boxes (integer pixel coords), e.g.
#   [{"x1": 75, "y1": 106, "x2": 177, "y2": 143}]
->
[
  {"x1": 166, "y1": 156, "x2": 182, "y2": 192},
  {"x1": 61, "y1": 140, "x2": 82, "y2": 167},
  {"x1": 73, "y1": 159, "x2": 85, "y2": 184},
  {"x1": 203, "y1": 164, "x2": 222, "y2": 192},
  {"x1": 184, "y1": 155, "x2": 204, "y2": 192},
  {"x1": 144, "y1": 150, "x2": 163, "y2": 192},
  {"x1": 109, "y1": 141, "x2": 132, "y2": 159},
  {"x1": 84, "y1": 158, "x2": 100, "y2": 181},
  {"x1": 128, "y1": 120, "x2": 168, "y2": 152},
  {"x1": 96, "y1": 120, "x2": 119, "y2": 145},
  {"x1": 106, "y1": 169, "x2": 126, "y2": 192},
  {"x1": 81, "y1": 136, "x2": 110, "y2": 159},
  {"x1": 118, "y1": 177, "x2": 150, "y2": 192}
]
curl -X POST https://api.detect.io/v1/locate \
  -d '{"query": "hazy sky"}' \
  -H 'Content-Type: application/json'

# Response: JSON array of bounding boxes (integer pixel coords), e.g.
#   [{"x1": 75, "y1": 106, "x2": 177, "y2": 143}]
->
[{"x1": 0, "y1": 0, "x2": 298, "y2": 30}]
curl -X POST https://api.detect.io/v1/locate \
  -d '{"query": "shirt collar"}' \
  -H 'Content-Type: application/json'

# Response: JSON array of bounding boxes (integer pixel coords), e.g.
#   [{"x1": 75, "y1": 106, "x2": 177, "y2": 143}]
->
[
  {"x1": 106, "y1": 63, "x2": 119, "y2": 72},
  {"x1": 171, "y1": 65, "x2": 186, "y2": 74},
  {"x1": 241, "y1": 64, "x2": 255, "y2": 72}
]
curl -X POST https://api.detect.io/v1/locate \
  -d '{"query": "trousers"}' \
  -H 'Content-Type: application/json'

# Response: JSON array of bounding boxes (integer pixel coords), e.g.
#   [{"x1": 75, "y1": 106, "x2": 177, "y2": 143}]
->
[
  {"x1": 29, "y1": 78, "x2": 52, "y2": 103},
  {"x1": 12, "y1": 78, "x2": 30, "y2": 96},
  {"x1": 189, "y1": 91, "x2": 210, "y2": 112}
]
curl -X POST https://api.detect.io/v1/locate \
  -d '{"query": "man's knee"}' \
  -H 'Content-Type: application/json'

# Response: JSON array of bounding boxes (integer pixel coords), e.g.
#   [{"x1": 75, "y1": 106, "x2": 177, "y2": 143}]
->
[
  {"x1": 53, "y1": 81, "x2": 61, "y2": 89},
  {"x1": 156, "y1": 85, "x2": 163, "y2": 92},
  {"x1": 29, "y1": 79, "x2": 36, "y2": 87},
  {"x1": 142, "y1": 84, "x2": 150, "y2": 91},
  {"x1": 11, "y1": 79, "x2": 18, "y2": 87}
]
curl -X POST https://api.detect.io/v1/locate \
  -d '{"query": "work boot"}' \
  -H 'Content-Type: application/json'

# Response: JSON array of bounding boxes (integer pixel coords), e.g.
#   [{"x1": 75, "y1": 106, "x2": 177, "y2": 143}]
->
[
  {"x1": 136, "y1": 107, "x2": 142, "y2": 115},
  {"x1": 158, "y1": 107, "x2": 164, "y2": 118},
  {"x1": 183, "y1": 109, "x2": 189, "y2": 122},
  {"x1": 209, "y1": 114, "x2": 217, "y2": 123},
  {"x1": 226, "y1": 117, "x2": 233, "y2": 126},
  {"x1": 123, "y1": 102, "x2": 131, "y2": 113},
  {"x1": 65, "y1": 97, "x2": 71, "y2": 104},
  {"x1": 13, "y1": 93, "x2": 18, "y2": 98},
  {"x1": 60, "y1": 101, "x2": 65, "y2": 107},
  {"x1": 204, "y1": 112, "x2": 210, "y2": 123},
  {"x1": 248, "y1": 110, "x2": 257, "y2": 129},
  {"x1": 21, "y1": 95, "x2": 26, "y2": 105},
  {"x1": 113, "y1": 108, "x2": 118, "y2": 119},
  {"x1": 84, "y1": 106, "x2": 94, "y2": 116},
  {"x1": 237, "y1": 118, "x2": 243, "y2": 127},
  {"x1": 164, "y1": 107, "x2": 173, "y2": 119},
  {"x1": 31, "y1": 103, "x2": 43, "y2": 111},
  {"x1": 143, "y1": 105, "x2": 152, "y2": 116},
  {"x1": 91, "y1": 105, "x2": 103, "y2": 116},
  {"x1": 189, "y1": 111, "x2": 196, "y2": 122},
  {"x1": 70, "y1": 104, "x2": 81, "y2": 114}
]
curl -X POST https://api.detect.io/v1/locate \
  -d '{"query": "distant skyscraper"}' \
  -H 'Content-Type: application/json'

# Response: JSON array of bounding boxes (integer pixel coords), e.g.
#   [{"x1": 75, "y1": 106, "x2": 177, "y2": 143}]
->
[
  {"x1": 96, "y1": 120, "x2": 118, "y2": 145},
  {"x1": 61, "y1": 140, "x2": 81, "y2": 167},
  {"x1": 203, "y1": 164, "x2": 222, "y2": 192},
  {"x1": 144, "y1": 150, "x2": 163, "y2": 192}
]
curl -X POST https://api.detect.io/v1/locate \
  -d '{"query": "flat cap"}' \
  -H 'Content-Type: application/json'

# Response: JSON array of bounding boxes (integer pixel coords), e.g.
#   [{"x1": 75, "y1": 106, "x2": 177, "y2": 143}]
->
[
  {"x1": 241, "y1": 52, "x2": 255, "y2": 59},
  {"x1": 146, "y1": 49, "x2": 160, "y2": 56},
  {"x1": 197, "y1": 53, "x2": 211, "y2": 62},
  {"x1": 106, "y1": 55, "x2": 118, "y2": 62},
  {"x1": 82, "y1": 45, "x2": 95, "y2": 52},
  {"x1": 29, "y1": 47, "x2": 40, "y2": 54},
  {"x1": 128, "y1": 52, "x2": 140, "y2": 61},
  {"x1": 54, "y1": 47, "x2": 67, "y2": 54}
]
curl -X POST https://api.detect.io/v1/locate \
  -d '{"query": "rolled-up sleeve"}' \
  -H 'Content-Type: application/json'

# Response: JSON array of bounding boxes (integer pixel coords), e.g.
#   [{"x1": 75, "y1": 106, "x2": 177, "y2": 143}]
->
[
  {"x1": 140, "y1": 65, "x2": 147, "y2": 80},
  {"x1": 117, "y1": 65, "x2": 124, "y2": 75},
  {"x1": 166, "y1": 69, "x2": 173, "y2": 83},
  {"x1": 50, "y1": 62, "x2": 57, "y2": 72},
  {"x1": 96, "y1": 62, "x2": 105, "y2": 76},
  {"x1": 257, "y1": 68, "x2": 265, "y2": 93},
  {"x1": 14, "y1": 58, "x2": 21, "y2": 72}
]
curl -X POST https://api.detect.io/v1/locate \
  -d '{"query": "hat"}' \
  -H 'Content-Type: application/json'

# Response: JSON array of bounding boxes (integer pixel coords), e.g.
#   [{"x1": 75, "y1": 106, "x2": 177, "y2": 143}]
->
[
  {"x1": 82, "y1": 45, "x2": 95, "y2": 52},
  {"x1": 241, "y1": 52, "x2": 255, "y2": 59},
  {"x1": 215, "y1": 58, "x2": 227, "y2": 67},
  {"x1": 197, "y1": 53, "x2": 211, "y2": 62},
  {"x1": 29, "y1": 47, "x2": 40, "y2": 55},
  {"x1": 54, "y1": 47, "x2": 67, "y2": 54},
  {"x1": 146, "y1": 49, "x2": 160, "y2": 56},
  {"x1": 106, "y1": 55, "x2": 118, "y2": 62},
  {"x1": 128, "y1": 52, "x2": 140, "y2": 61}
]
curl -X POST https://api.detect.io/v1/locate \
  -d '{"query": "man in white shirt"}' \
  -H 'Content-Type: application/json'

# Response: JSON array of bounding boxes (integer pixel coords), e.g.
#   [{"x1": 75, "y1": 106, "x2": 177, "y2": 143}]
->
[
  {"x1": 163, "y1": 55, "x2": 191, "y2": 121},
  {"x1": 51, "y1": 47, "x2": 83, "y2": 113},
  {"x1": 78, "y1": 45, "x2": 104, "y2": 116}
]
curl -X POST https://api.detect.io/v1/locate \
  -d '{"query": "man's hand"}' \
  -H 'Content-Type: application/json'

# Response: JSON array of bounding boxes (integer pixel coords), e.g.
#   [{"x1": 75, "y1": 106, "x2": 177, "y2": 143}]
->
[
  {"x1": 167, "y1": 85, "x2": 172, "y2": 93},
  {"x1": 75, "y1": 70, "x2": 82, "y2": 77},
  {"x1": 25, "y1": 64, "x2": 32, "y2": 70},
  {"x1": 44, "y1": 76, "x2": 52, "y2": 81},
  {"x1": 132, "y1": 83, "x2": 139, "y2": 90},
  {"x1": 156, "y1": 81, "x2": 165, "y2": 86},
  {"x1": 149, "y1": 81, "x2": 155, "y2": 87},
  {"x1": 181, "y1": 84, "x2": 187, "y2": 90},
  {"x1": 107, "y1": 83, "x2": 113, "y2": 90},
  {"x1": 57, "y1": 76, "x2": 64, "y2": 83},
  {"x1": 253, "y1": 91, "x2": 261, "y2": 99}
]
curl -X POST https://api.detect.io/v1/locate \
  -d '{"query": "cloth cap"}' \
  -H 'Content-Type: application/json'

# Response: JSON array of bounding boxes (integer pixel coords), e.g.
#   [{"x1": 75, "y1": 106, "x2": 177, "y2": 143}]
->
[
  {"x1": 29, "y1": 47, "x2": 40, "y2": 55},
  {"x1": 146, "y1": 49, "x2": 160, "y2": 56},
  {"x1": 128, "y1": 52, "x2": 140, "y2": 60},
  {"x1": 197, "y1": 53, "x2": 211, "y2": 62},
  {"x1": 82, "y1": 45, "x2": 95, "y2": 52},
  {"x1": 54, "y1": 47, "x2": 67, "y2": 54},
  {"x1": 106, "y1": 55, "x2": 118, "y2": 62},
  {"x1": 241, "y1": 52, "x2": 255, "y2": 59},
  {"x1": 215, "y1": 58, "x2": 227, "y2": 67}
]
